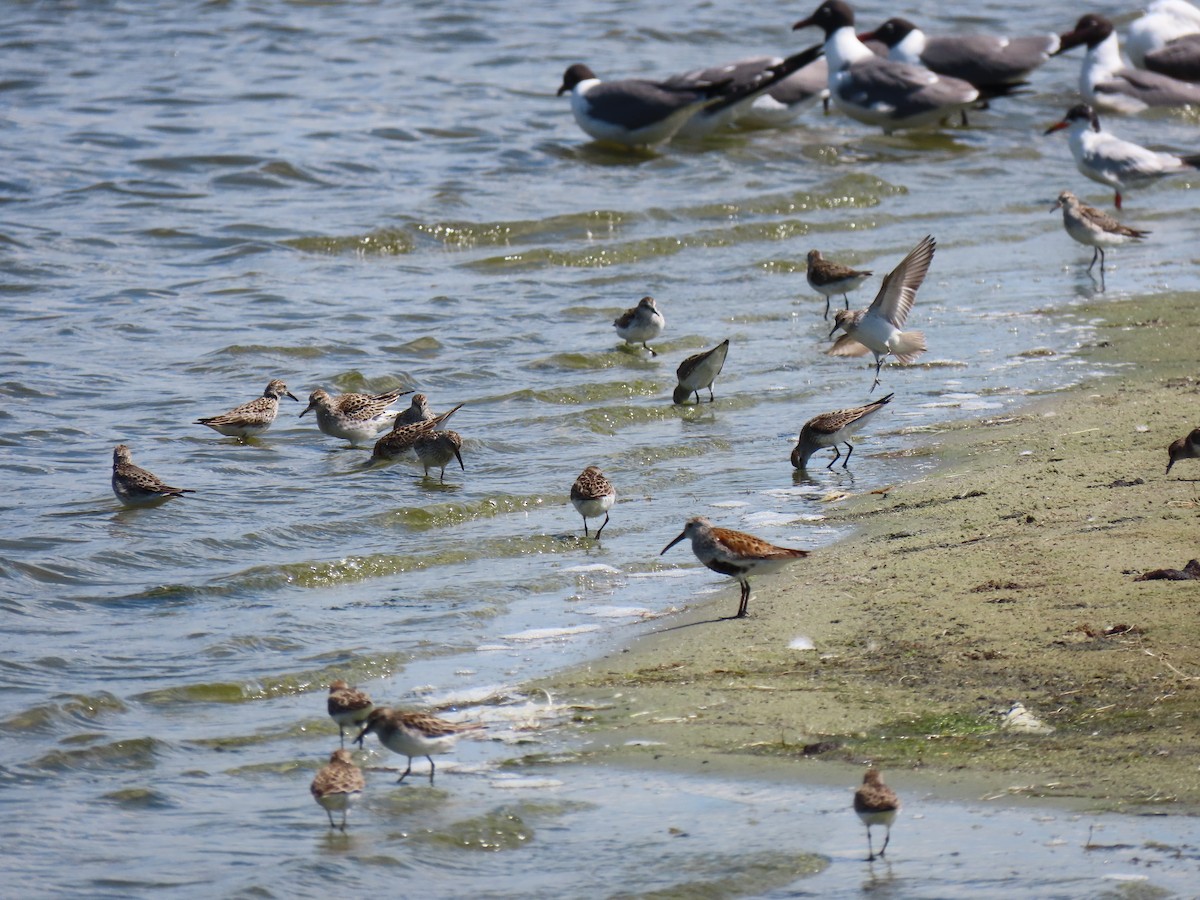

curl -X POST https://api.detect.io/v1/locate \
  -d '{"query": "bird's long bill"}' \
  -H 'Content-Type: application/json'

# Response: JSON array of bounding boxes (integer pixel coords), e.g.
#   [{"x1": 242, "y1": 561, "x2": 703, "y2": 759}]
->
[
  {"x1": 660, "y1": 531, "x2": 688, "y2": 556},
  {"x1": 556, "y1": 82, "x2": 569, "y2": 96},
  {"x1": 828, "y1": 321, "x2": 841, "y2": 339},
  {"x1": 286, "y1": 391, "x2": 300, "y2": 402},
  {"x1": 792, "y1": 14, "x2": 816, "y2": 30},
  {"x1": 856, "y1": 30, "x2": 876, "y2": 41},
  {"x1": 352, "y1": 726, "x2": 368, "y2": 746},
  {"x1": 1050, "y1": 200, "x2": 1063, "y2": 213},
  {"x1": 1051, "y1": 29, "x2": 1085, "y2": 57},
  {"x1": 453, "y1": 447, "x2": 465, "y2": 471},
  {"x1": 1043, "y1": 120, "x2": 1067, "y2": 135},
  {"x1": 299, "y1": 402, "x2": 316, "y2": 418}
]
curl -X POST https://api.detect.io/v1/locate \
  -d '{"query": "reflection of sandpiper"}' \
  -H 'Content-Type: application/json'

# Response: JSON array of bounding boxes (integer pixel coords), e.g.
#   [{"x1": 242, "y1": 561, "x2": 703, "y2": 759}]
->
[
  {"x1": 310, "y1": 748, "x2": 365, "y2": 831},
  {"x1": 854, "y1": 768, "x2": 900, "y2": 861},
  {"x1": 613, "y1": 296, "x2": 665, "y2": 356},
  {"x1": 355, "y1": 707, "x2": 485, "y2": 784},
  {"x1": 806, "y1": 250, "x2": 872, "y2": 320},
  {"x1": 673, "y1": 339, "x2": 729, "y2": 405},
  {"x1": 792, "y1": 393, "x2": 893, "y2": 470},
  {"x1": 570, "y1": 466, "x2": 616, "y2": 539}
]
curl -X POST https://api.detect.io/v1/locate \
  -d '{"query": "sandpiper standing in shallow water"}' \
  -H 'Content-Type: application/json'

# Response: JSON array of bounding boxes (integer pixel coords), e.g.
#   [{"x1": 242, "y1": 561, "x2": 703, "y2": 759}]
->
[
  {"x1": 310, "y1": 748, "x2": 365, "y2": 831},
  {"x1": 394, "y1": 393, "x2": 435, "y2": 427},
  {"x1": 570, "y1": 466, "x2": 616, "y2": 538},
  {"x1": 792, "y1": 393, "x2": 894, "y2": 470},
  {"x1": 371, "y1": 403, "x2": 464, "y2": 462},
  {"x1": 828, "y1": 235, "x2": 935, "y2": 392},
  {"x1": 355, "y1": 707, "x2": 485, "y2": 784},
  {"x1": 661, "y1": 516, "x2": 809, "y2": 618},
  {"x1": 414, "y1": 430, "x2": 465, "y2": 483},
  {"x1": 111, "y1": 444, "x2": 195, "y2": 507},
  {"x1": 328, "y1": 680, "x2": 374, "y2": 747},
  {"x1": 299, "y1": 387, "x2": 413, "y2": 447},
  {"x1": 673, "y1": 339, "x2": 730, "y2": 404},
  {"x1": 854, "y1": 768, "x2": 900, "y2": 861},
  {"x1": 1166, "y1": 426, "x2": 1200, "y2": 474},
  {"x1": 614, "y1": 296, "x2": 665, "y2": 355},
  {"x1": 195, "y1": 378, "x2": 299, "y2": 440},
  {"x1": 806, "y1": 250, "x2": 872, "y2": 320},
  {"x1": 1051, "y1": 190, "x2": 1148, "y2": 283}
]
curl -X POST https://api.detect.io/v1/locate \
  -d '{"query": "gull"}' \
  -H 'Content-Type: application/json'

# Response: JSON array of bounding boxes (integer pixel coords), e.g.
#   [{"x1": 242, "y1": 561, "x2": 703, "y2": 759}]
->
[
  {"x1": 195, "y1": 378, "x2": 298, "y2": 440},
  {"x1": 1127, "y1": 0, "x2": 1200, "y2": 69},
  {"x1": 673, "y1": 339, "x2": 730, "y2": 404},
  {"x1": 299, "y1": 387, "x2": 413, "y2": 447},
  {"x1": 806, "y1": 249, "x2": 872, "y2": 320},
  {"x1": 792, "y1": 393, "x2": 894, "y2": 470},
  {"x1": 854, "y1": 768, "x2": 900, "y2": 861},
  {"x1": 739, "y1": 56, "x2": 830, "y2": 128},
  {"x1": 1050, "y1": 189, "x2": 1148, "y2": 281},
  {"x1": 1053, "y1": 13, "x2": 1200, "y2": 113},
  {"x1": 828, "y1": 235, "x2": 935, "y2": 392},
  {"x1": 661, "y1": 516, "x2": 809, "y2": 619},
  {"x1": 111, "y1": 444, "x2": 195, "y2": 507},
  {"x1": 1142, "y1": 33, "x2": 1200, "y2": 82},
  {"x1": 792, "y1": 0, "x2": 982, "y2": 132},
  {"x1": 1043, "y1": 104, "x2": 1200, "y2": 209},
  {"x1": 613, "y1": 295, "x2": 665, "y2": 355}
]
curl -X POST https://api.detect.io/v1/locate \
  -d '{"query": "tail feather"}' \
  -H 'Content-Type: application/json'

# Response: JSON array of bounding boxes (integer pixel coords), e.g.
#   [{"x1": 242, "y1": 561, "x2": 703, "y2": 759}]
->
[
  {"x1": 890, "y1": 330, "x2": 926, "y2": 364},
  {"x1": 1182, "y1": 154, "x2": 1200, "y2": 169}
]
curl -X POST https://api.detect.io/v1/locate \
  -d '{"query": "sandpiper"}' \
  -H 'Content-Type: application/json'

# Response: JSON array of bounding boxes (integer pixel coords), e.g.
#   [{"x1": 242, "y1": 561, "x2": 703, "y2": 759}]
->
[
  {"x1": 828, "y1": 235, "x2": 935, "y2": 392},
  {"x1": 310, "y1": 748, "x2": 365, "y2": 831},
  {"x1": 614, "y1": 296, "x2": 665, "y2": 355},
  {"x1": 806, "y1": 250, "x2": 873, "y2": 320},
  {"x1": 792, "y1": 393, "x2": 894, "y2": 470},
  {"x1": 394, "y1": 393, "x2": 435, "y2": 427},
  {"x1": 414, "y1": 430, "x2": 465, "y2": 483},
  {"x1": 1051, "y1": 190, "x2": 1148, "y2": 279},
  {"x1": 1044, "y1": 104, "x2": 1200, "y2": 210},
  {"x1": 1166, "y1": 426, "x2": 1200, "y2": 474},
  {"x1": 354, "y1": 707, "x2": 485, "y2": 783},
  {"x1": 111, "y1": 444, "x2": 195, "y2": 507},
  {"x1": 195, "y1": 378, "x2": 299, "y2": 440},
  {"x1": 854, "y1": 768, "x2": 900, "y2": 861},
  {"x1": 371, "y1": 403, "x2": 463, "y2": 462},
  {"x1": 299, "y1": 387, "x2": 413, "y2": 447},
  {"x1": 673, "y1": 339, "x2": 730, "y2": 405},
  {"x1": 570, "y1": 465, "x2": 617, "y2": 539},
  {"x1": 328, "y1": 680, "x2": 374, "y2": 747},
  {"x1": 661, "y1": 516, "x2": 809, "y2": 618}
]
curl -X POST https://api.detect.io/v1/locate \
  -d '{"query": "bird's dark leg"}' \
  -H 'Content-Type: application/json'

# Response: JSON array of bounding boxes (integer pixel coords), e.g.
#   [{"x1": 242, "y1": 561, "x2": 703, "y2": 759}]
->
[
  {"x1": 340, "y1": 812, "x2": 348, "y2": 832},
  {"x1": 692, "y1": 390, "x2": 700, "y2": 404},
  {"x1": 326, "y1": 809, "x2": 336, "y2": 828},
  {"x1": 1087, "y1": 247, "x2": 1099, "y2": 272},
  {"x1": 595, "y1": 512, "x2": 610, "y2": 539},
  {"x1": 439, "y1": 466, "x2": 446, "y2": 484},
  {"x1": 842, "y1": 442, "x2": 854, "y2": 468},
  {"x1": 707, "y1": 384, "x2": 715, "y2": 402},
  {"x1": 1115, "y1": 190, "x2": 1122, "y2": 210},
  {"x1": 398, "y1": 758, "x2": 413, "y2": 782},
  {"x1": 427, "y1": 755, "x2": 436, "y2": 784},
  {"x1": 843, "y1": 293, "x2": 850, "y2": 310},
  {"x1": 866, "y1": 826, "x2": 875, "y2": 861},
  {"x1": 339, "y1": 726, "x2": 346, "y2": 748},
  {"x1": 870, "y1": 357, "x2": 884, "y2": 393},
  {"x1": 582, "y1": 518, "x2": 589, "y2": 537},
  {"x1": 644, "y1": 342, "x2": 657, "y2": 357},
  {"x1": 826, "y1": 444, "x2": 841, "y2": 470},
  {"x1": 879, "y1": 826, "x2": 891, "y2": 857},
  {"x1": 1098, "y1": 247, "x2": 1107, "y2": 275},
  {"x1": 824, "y1": 296, "x2": 831, "y2": 320},
  {"x1": 737, "y1": 579, "x2": 751, "y2": 617}
]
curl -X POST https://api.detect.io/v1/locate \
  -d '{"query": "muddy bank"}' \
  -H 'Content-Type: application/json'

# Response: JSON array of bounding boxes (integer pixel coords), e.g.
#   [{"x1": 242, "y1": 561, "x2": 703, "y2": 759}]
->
[{"x1": 546, "y1": 290, "x2": 1200, "y2": 809}]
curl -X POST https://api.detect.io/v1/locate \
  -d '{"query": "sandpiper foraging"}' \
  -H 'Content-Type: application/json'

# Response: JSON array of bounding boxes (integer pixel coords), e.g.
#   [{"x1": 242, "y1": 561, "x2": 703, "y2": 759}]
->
[
  {"x1": 792, "y1": 393, "x2": 894, "y2": 470},
  {"x1": 673, "y1": 339, "x2": 730, "y2": 405},
  {"x1": 1051, "y1": 189, "x2": 1148, "y2": 279},
  {"x1": 394, "y1": 392, "x2": 435, "y2": 427},
  {"x1": 111, "y1": 444, "x2": 195, "y2": 507},
  {"x1": 806, "y1": 250, "x2": 873, "y2": 320},
  {"x1": 371, "y1": 403, "x2": 464, "y2": 462},
  {"x1": 828, "y1": 235, "x2": 935, "y2": 392},
  {"x1": 354, "y1": 707, "x2": 486, "y2": 784},
  {"x1": 854, "y1": 767, "x2": 900, "y2": 861},
  {"x1": 328, "y1": 680, "x2": 374, "y2": 747},
  {"x1": 661, "y1": 516, "x2": 809, "y2": 618},
  {"x1": 310, "y1": 748, "x2": 365, "y2": 831},
  {"x1": 195, "y1": 378, "x2": 299, "y2": 440},
  {"x1": 299, "y1": 386, "x2": 414, "y2": 447},
  {"x1": 570, "y1": 465, "x2": 617, "y2": 539},
  {"x1": 413, "y1": 430, "x2": 465, "y2": 483},
  {"x1": 1166, "y1": 426, "x2": 1200, "y2": 474},
  {"x1": 613, "y1": 296, "x2": 665, "y2": 355}
]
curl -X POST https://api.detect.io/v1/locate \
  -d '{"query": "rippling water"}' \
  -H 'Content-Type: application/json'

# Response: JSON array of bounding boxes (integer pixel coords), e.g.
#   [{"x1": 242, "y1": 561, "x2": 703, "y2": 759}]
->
[{"x1": 2, "y1": 0, "x2": 1198, "y2": 895}]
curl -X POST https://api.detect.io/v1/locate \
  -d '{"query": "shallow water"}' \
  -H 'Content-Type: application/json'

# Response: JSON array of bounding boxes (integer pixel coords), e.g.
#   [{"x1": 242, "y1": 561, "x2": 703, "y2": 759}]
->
[{"x1": 1, "y1": 0, "x2": 1198, "y2": 895}]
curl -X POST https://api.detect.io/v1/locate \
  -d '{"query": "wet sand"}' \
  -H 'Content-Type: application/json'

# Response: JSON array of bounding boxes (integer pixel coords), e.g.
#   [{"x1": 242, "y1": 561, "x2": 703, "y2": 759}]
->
[{"x1": 547, "y1": 290, "x2": 1200, "y2": 810}]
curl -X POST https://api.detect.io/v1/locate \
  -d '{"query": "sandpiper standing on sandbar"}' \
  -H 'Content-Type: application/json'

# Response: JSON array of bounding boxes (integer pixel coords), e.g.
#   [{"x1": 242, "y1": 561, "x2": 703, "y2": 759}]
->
[
  {"x1": 310, "y1": 748, "x2": 365, "y2": 831},
  {"x1": 854, "y1": 767, "x2": 900, "y2": 861},
  {"x1": 195, "y1": 378, "x2": 299, "y2": 440},
  {"x1": 299, "y1": 387, "x2": 413, "y2": 447},
  {"x1": 355, "y1": 707, "x2": 486, "y2": 784},
  {"x1": 673, "y1": 339, "x2": 730, "y2": 405},
  {"x1": 614, "y1": 296, "x2": 666, "y2": 355},
  {"x1": 328, "y1": 680, "x2": 374, "y2": 747},
  {"x1": 661, "y1": 516, "x2": 809, "y2": 618},
  {"x1": 1166, "y1": 426, "x2": 1200, "y2": 474},
  {"x1": 806, "y1": 250, "x2": 872, "y2": 320},
  {"x1": 111, "y1": 444, "x2": 195, "y2": 507},
  {"x1": 1051, "y1": 190, "x2": 1148, "y2": 283},
  {"x1": 570, "y1": 465, "x2": 617, "y2": 539},
  {"x1": 792, "y1": 393, "x2": 894, "y2": 470}
]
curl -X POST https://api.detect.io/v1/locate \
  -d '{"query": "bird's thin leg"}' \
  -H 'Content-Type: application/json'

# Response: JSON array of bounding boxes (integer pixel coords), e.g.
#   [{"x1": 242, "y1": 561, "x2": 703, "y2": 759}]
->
[
  {"x1": 1098, "y1": 247, "x2": 1107, "y2": 275},
  {"x1": 339, "y1": 726, "x2": 346, "y2": 748},
  {"x1": 960, "y1": 109, "x2": 969, "y2": 127},
  {"x1": 737, "y1": 580, "x2": 751, "y2": 617},
  {"x1": 879, "y1": 826, "x2": 891, "y2": 857},
  {"x1": 826, "y1": 445, "x2": 841, "y2": 470},
  {"x1": 843, "y1": 294, "x2": 850, "y2": 310},
  {"x1": 842, "y1": 442, "x2": 854, "y2": 468},
  {"x1": 427, "y1": 755, "x2": 436, "y2": 784},
  {"x1": 595, "y1": 512, "x2": 610, "y2": 539},
  {"x1": 707, "y1": 384, "x2": 715, "y2": 402},
  {"x1": 398, "y1": 759, "x2": 413, "y2": 783},
  {"x1": 866, "y1": 826, "x2": 875, "y2": 861},
  {"x1": 340, "y1": 812, "x2": 348, "y2": 832},
  {"x1": 1115, "y1": 191, "x2": 1122, "y2": 210},
  {"x1": 824, "y1": 296, "x2": 831, "y2": 320},
  {"x1": 1087, "y1": 247, "x2": 1099, "y2": 272},
  {"x1": 582, "y1": 518, "x2": 589, "y2": 538},
  {"x1": 644, "y1": 342, "x2": 657, "y2": 357},
  {"x1": 439, "y1": 466, "x2": 446, "y2": 484},
  {"x1": 326, "y1": 809, "x2": 336, "y2": 828},
  {"x1": 693, "y1": 390, "x2": 700, "y2": 404},
  {"x1": 870, "y1": 358, "x2": 883, "y2": 393}
]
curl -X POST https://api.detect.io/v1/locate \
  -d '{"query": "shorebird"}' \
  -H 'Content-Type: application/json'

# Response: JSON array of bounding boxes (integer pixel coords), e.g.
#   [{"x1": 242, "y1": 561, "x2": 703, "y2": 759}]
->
[
  {"x1": 299, "y1": 387, "x2": 413, "y2": 447},
  {"x1": 854, "y1": 768, "x2": 900, "y2": 861},
  {"x1": 394, "y1": 392, "x2": 435, "y2": 427},
  {"x1": 792, "y1": 0, "x2": 982, "y2": 132},
  {"x1": 355, "y1": 707, "x2": 485, "y2": 784},
  {"x1": 1053, "y1": 13, "x2": 1200, "y2": 113},
  {"x1": 673, "y1": 339, "x2": 730, "y2": 405},
  {"x1": 613, "y1": 296, "x2": 665, "y2": 355},
  {"x1": 327, "y1": 680, "x2": 374, "y2": 747},
  {"x1": 1128, "y1": 0, "x2": 1200, "y2": 70},
  {"x1": 310, "y1": 748, "x2": 365, "y2": 831},
  {"x1": 1166, "y1": 426, "x2": 1200, "y2": 473},
  {"x1": 1043, "y1": 104, "x2": 1200, "y2": 209},
  {"x1": 1050, "y1": 189, "x2": 1148, "y2": 279},
  {"x1": 111, "y1": 444, "x2": 194, "y2": 507},
  {"x1": 792, "y1": 393, "x2": 894, "y2": 470},
  {"x1": 413, "y1": 430, "x2": 465, "y2": 483},
  {"x1": 570, "y1": 466, "x2": 616, "y2": 539},
  {"x1": 661, "y1": 517, "x2": 809, "y2": 618},
  {"x1": 371, "y1": 403, "x2": 463, "y2": 462},
  {"x1": 806, "y1": 250, "x2": 873, "y2": 320},
  {"x1": 195, "y1": 378, "x2": 299, "y2": 440},
  {"x1": 828, "y1": 235, "x2": 935, "y2": 392}
]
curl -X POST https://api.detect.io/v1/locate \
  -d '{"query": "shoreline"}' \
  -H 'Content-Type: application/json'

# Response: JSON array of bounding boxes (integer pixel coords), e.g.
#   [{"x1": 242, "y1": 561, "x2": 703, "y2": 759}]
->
[{"x1": 542, "y1": 289, "x2": 1200, "y2": 811}]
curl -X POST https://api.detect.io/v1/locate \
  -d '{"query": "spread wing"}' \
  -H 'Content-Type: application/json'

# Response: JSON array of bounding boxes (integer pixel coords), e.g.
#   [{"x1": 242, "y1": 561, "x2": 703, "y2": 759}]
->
[{"x1": 866, "y1": 235, "x2": 936, "y2": 328}]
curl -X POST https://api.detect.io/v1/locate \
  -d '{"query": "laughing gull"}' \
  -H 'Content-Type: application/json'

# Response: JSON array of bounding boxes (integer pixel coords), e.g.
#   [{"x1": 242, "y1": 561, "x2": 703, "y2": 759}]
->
[
  {"x1": 1127, "y1": 0, "x2": 1200, "y2": 68},
  {"x1": 557, "y1": 45, "x2": 824, "y2": 148},
  {"x1": 671, "y1": 55, "x2": 830, "y2": 130},
  {"x1": 1050, "y1": 189, "x2": 1149, "y2": 281},
  {"x1": 1044, "y1": 104, "x2": 1200, "y2": 208},
  {"x1": 1053, "y1": 13, "x2": 1200, "y2": 113},
  {"x1": 792, "y1": 0, "x2": 981, "y2": 132},
  {"x1": 1142, "y1": 33, "x2": 1200, "y2": 82}
]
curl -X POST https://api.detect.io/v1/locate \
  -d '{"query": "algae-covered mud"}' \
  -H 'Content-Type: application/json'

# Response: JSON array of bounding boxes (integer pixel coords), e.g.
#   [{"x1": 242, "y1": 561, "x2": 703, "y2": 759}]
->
[{"x1": 550, "y1": 290, "x2": 1200, "y2": 808}]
